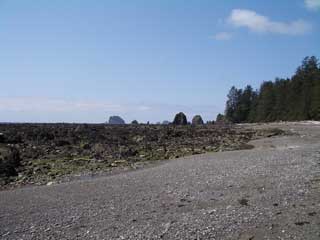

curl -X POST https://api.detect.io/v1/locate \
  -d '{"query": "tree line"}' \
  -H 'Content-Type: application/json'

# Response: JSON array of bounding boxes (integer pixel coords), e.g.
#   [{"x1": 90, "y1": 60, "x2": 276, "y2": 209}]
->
[{"x1": 224, "y1": 56, "x2": 320, "y2": 123}]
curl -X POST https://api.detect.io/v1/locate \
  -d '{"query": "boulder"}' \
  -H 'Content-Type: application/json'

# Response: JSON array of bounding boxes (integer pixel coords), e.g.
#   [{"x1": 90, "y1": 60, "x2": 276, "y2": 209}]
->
[
  {"x1": 131, "y1": 120, "x2": 139, "y2": 125},
  {"x1": 108, "y1": 116, "x2": 125, "y2": 125},
  {"x1": 192, "y1": 115, "x2": 204, "y2": 125},
  {"x1": 0, "y1": 133, "x2": 5, "y2": 143},
  {"x1": 173, "y1": 112, "x2": 187, "y2": 125},
  {"x1": 0, "y1": 146, "x2": 21, "y2": 178}
]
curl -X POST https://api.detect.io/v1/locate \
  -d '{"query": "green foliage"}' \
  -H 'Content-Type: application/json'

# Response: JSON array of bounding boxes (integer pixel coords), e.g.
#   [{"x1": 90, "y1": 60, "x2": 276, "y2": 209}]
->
[
  {"x1": 216, "y1": 113, "x2": 226, "y2": 122},
  {"x1": 225, "y1": 85, "x2": 257, "y2": 123},
  {"x1": 310, "y1": 75, "x2": 320, "y2": 120},
  {"x1": 256, "y1": 81, "x2": 275, "y2": 122},
  {"x1": 225, "y1": 56, "x2": 320, "y2": 122}
]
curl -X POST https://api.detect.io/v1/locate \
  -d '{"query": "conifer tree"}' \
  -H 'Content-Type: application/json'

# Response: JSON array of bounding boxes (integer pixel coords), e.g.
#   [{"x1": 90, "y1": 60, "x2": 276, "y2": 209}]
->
[{"x1": 224, "y1": 56, "x2": 320, "y2": 123}]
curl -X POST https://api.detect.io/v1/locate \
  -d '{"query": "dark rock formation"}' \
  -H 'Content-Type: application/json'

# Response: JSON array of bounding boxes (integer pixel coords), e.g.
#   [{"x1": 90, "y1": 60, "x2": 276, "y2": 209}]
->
[
  {"x1": 0, "y1": 133, "x2": 5, "y2": 143},
  {"x1": 0, "y1": 146, "x2": 21, "y2": 179},
  {"x1": 131, "y1": 120, "x2": 139, "y2": 125},
  {"x1": 173, "y1": 112, "x2": 187, "y2": 125},
  {"x1": 192, "y1": 115, "x2": 204, "y2": 125},
  {"x1": 108, "y1": 116, "x2": 125, "y2": 125},
  {"x1": 0, "y1": 122, "x2": 273, "y2": 187}
]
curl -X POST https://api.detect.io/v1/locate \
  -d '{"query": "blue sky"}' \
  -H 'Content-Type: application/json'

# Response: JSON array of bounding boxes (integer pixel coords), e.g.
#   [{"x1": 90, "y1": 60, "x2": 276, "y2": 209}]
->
[{"x1": 0, "y1": 0, "x2": 319, "y2": 123}]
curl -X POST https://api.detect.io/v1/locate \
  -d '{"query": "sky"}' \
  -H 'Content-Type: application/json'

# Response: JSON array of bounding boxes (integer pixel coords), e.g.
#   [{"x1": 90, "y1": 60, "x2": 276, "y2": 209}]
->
[{"x1": 0, "y1": 0, "x2": 319, "y2": 123}]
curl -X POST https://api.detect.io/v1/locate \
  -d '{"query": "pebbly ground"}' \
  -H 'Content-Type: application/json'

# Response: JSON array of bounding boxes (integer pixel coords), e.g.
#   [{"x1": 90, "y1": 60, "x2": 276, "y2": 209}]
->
[{"x1": 0, "y1": 122, "x2": 319, "y2": 239}]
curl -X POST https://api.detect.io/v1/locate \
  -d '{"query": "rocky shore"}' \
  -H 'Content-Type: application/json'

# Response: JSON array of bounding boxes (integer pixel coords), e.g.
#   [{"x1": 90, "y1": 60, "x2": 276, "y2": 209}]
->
[{"x1": 0, "y1": 123, "x2": 283, "y2": 188}]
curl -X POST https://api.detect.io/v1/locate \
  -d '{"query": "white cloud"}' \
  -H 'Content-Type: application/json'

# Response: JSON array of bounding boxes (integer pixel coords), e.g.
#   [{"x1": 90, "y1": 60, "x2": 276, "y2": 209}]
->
[
  {"x1": 137, "y1": 105, "x2": 151, "y2": 111},
  {"x1": 0, "y1": 97, "x2": 150, "y2": 113},
  {"x1": 0, "y1": 97, "x2": 221, "y2": 123},
  {"x1": 305, "y1": 0, "x2": 320, "y2": 10},
  {"x1": 228, "y1": 9, "x2": 312, "y2": 35},
  {"x1": 212, "y1": 32, "x2": 233, "y2": 41}
]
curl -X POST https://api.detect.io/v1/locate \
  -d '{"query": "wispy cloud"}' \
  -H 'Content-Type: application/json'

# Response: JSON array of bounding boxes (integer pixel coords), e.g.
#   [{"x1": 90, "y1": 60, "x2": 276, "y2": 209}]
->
[
  {"x1": 228, "y1": 9, "x2": 312, "y2": 35},
  {"x1": 212, "y1": 32, "x2": 233, "y2": 41},
  {"x1": 305, "y1": 0, "x2": 320, "y2": 10},
  {"x1": 0, "y1": 97, "x2": 221, "y2": 123},
  {"x1": 0, "y1": 97, "x2": 150, "y2": 113}
]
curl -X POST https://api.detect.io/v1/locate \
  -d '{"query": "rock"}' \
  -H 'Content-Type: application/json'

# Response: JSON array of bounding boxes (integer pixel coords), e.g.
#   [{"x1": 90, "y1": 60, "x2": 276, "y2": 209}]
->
[
  {"x1": 81, "y1": 143, "x2": 91, "y2": 150},
  {"x1": 295, "y1": 221, "x2": 310, "y2": 226},
  {"x1": 192, "y1": 115, "x2": 204, "y2": 125},
  {"x1": 239, "y1": 233, "x2": 255, "y2": 240},
  {"x1": 0, "y1": 122, "x2": 256, "y2": 187},
  {"x1": 207, "y1": 209, "x2": 217, "y2": 215},
  {"x1": 131, "y1": 120, "x2": 139, "y2": 125},
  {"x1": 108, "y1": 116, "x2": 125, "y2": 125},
  {"x1": 238, "y1": 198, "x2": 249, "y2": 206},
  {"x1": 55, "y1": 139, "x2": 71, "y2": 146},
  {"x1": 0, "y1": 146, "x2": 21, "y2": 179},
  {"x1": 173, "y1": 112, "x2": 187, "y2": 125},
  {"x1": 46, "y1": 181, "x2": 55, "y2": 186},
  {"x1": 160, "y1": 222, "x2": 172, "y2": 238},
  {"x1": 0, "y1": 133, "x2": 5, "y2": 143},
  {"x1": 133, "y1": 135, "x2": 144, "y2": 142}
]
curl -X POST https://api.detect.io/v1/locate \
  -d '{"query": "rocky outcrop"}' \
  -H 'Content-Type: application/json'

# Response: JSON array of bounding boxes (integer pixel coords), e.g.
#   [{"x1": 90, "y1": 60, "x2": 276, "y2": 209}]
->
[
  {"x1": 173, "y1": 112, "x2": 187, "y2": 125},
  {"x1": 131, "y1": 120, "x2": 139, "y2": 125},
  {"x1": 0, "y1": 133, "x2": 5, "y2": 143},
  {"x1": 0, "y1": 123, "x2": 273, "y2": 188},
  {"x1": 108, "y1": 116, "x2": 125, "y2": 125},
  {"x1": 0, "y1": 146, "x2": 20, "y2": 180},
  {"x1": 192, "y1": 115, "x2": 204, "y2": 125}
]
